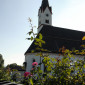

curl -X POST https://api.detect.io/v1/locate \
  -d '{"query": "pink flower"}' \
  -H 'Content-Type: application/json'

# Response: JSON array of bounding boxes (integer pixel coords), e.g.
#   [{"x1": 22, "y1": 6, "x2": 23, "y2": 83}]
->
[
  {"x1": 32, "y1": 62, "x2": 38, "y2": 66},
  {"x1": 24, "y1": 72, "x2": 31, "y2": 77}
]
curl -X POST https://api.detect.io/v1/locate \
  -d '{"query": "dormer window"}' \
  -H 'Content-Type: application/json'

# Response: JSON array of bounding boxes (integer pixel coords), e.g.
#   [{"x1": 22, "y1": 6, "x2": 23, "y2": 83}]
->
[
  {"x1": 46, "y1": 14, "x2": 49, "y2": 17},
  {"x1": 45, "y1": 20, "x2": 49, "y2": 24}
]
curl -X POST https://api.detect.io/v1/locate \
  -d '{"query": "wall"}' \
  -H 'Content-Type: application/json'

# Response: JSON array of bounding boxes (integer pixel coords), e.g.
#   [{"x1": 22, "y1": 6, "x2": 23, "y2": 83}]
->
[
  {"x1": 25, "y1": 53, "x2": 44, "y2": 72},
  {"x1": 25, "y1": 53, "x2": 84, "y2": 72}
]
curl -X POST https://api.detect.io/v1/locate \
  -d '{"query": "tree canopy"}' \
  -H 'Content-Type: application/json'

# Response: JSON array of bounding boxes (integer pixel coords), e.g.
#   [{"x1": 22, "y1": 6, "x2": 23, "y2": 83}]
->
[
  {"x1": 6, "y1": 63, "x2": 25, "y2": 71},
  {"x1": 0, "y1": 54, "x2": 4, "y2": 69}
]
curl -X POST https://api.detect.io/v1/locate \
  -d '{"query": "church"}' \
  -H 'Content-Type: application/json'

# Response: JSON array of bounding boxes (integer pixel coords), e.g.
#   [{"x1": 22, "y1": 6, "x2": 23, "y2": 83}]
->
[{"x1": 25, "y1": 0, "x2": 85, "y2": 72}]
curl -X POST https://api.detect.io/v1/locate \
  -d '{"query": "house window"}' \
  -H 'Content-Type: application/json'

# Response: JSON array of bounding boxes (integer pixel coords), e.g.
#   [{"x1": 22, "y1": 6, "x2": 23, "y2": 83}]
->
[
  {"x1": 45, "y1": 20, "x2": 49, "y2": 24},
  {"x1": 46, "y1": 14, "x2": 49, "y2": 17}
]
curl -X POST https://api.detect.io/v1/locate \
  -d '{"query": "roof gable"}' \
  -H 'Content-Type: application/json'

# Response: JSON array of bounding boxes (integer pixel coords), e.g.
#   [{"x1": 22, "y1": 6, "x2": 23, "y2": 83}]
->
[{"x1": 25, "y1": 25, "x2": 85, "y2": 55}]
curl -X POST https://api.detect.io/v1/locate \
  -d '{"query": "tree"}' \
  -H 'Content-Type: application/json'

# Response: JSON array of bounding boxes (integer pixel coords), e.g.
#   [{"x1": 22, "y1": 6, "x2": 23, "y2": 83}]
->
[
  {"x1": 0, "y1": 54, "x2": 11, "y2": 81},
  {"x1": 0, "y1": 54, "x2": 4, "y2": 69},
  {"x1": 6, "y1": 63, "x2": 24, "y2": 71}
]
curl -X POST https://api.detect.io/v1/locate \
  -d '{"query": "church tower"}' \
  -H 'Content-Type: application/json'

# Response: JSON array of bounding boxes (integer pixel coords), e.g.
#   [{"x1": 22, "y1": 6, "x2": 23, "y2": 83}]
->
[{"x1": 38, "y1": 0, "x2": 52, "y2": 32}]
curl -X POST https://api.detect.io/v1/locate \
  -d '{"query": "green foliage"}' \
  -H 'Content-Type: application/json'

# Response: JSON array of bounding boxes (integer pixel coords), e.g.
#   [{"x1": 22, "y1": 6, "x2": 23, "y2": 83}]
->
[
  {"x1": 6, "y1": 63, "x2": 24, "y2": 70},
  {"x1": 23, "y1": 18, "x2": 85, "y2": 85},
  {"x1": 35, "y1": 33, "x2": 45, "y2": 48},
  {"x1": 0, "y1": 54, "x2": 4, "y2": 69},
  {"x1": 0, "y1": 54, "x2": 12, "y2": 81},
  {"x1": 25, "y1": 51, "x2": 85, "y2": 85},
  {"x1": 0, "y1": 68, "x2": 11, "y2": 81}
]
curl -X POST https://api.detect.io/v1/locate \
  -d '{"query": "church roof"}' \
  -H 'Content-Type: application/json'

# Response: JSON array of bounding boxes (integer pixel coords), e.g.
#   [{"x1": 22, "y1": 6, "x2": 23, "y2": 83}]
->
[
  {"x1": 39, "y1": 0, "x2": 52, "y2": 13},
  {"x1": 25, "y1": 25, "x2": 85, "y2": 55}
]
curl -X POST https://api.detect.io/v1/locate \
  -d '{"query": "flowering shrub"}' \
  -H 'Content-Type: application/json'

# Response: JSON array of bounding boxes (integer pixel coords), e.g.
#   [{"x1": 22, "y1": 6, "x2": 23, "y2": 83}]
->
[
  {"x1": 24, "y1": 72, "x2": 31, "y2": 77},
  {"x1": 22, "y1": 18, "x2": 85, "y2": 85},
  {"x1": 32, "y1": 62, "x2": 38, "y2": 66},
  {"x1": 23, "y1": 51, "x2": 85, "y2": 85}
]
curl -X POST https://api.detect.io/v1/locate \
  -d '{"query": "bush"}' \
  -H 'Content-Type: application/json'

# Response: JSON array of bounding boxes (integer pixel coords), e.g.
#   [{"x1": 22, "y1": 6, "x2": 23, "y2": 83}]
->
[{"x1": 22, "y1": 19, "x2": 85, "y2": 85}]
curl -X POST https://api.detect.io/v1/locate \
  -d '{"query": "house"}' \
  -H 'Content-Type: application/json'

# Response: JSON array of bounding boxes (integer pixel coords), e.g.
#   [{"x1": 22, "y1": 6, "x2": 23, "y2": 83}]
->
[{"x1": 25, "y1": 0, "x2": 85, "y2": 72}]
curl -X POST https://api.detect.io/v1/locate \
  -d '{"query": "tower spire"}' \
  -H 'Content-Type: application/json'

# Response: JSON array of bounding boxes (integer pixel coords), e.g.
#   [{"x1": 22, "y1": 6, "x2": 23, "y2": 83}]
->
[
  {"x1": 41, "y1": 0, "x2": 49, "y2": 10},
  {"x1": 38, "y1": 0, "x2": 52, "y2": 32},
  {"x1": 40, "y1": 0, "x2": 52, "y2": 13}
]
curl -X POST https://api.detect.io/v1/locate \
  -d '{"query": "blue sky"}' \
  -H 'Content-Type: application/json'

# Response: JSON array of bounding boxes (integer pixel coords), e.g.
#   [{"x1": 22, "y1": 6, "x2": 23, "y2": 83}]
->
[{"x1": 0, "y1": 0, "x2": 85, "y2": 66}]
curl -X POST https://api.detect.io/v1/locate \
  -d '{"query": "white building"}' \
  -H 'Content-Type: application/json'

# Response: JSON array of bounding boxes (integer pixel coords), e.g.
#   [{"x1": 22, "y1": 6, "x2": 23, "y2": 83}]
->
[{"x1": 24, "y1": 0, "x2": 85, "y2": 72}]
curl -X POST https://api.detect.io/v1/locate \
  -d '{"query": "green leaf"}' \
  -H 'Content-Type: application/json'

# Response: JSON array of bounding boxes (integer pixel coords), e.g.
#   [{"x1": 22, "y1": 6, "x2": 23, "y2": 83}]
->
[
  {"x1": 34, "y1": 42, "x2": 39, "y2": 45},
  {"x1": 39, "y1": 33, "x2": 43, "y2": 39},
  {"x1": 30, "y1": 78, "x2": 33, "y2": 85},
  {"x1": 39, "y1": 42, "x2": 42, "y2": 47},
  {"x1": 31, "y1": 36, "x2": 33, "y2": 40},
  {"x1": 35, "y1": 47, "x2": 40, "y2": 50},
  {"x1": 35, "y1": 38, "x2": 40, "y2": 42},
  {"x1": 31, "y1": 50, "x2": 34, "y2": 53},
  {"x1": 39, "y1": 70, "x2": 43, "y2": 74},
  {"x1": 83, "y1": 65, "x2": 85, "y2": 68},
  {"x1": 41, "y1": 40, "x2": 45, "y2": 44}
]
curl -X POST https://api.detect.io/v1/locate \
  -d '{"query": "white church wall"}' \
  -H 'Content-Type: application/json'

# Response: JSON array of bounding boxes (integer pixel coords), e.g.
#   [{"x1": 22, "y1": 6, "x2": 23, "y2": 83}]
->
[
  {"x1": 25, "y1": 53, "x2": 85, "y2": 72},
  {"x1": 43, "y1": 7, "x2": 52, "y2": 25},
  {"x1": 25, "y1": 53, "x2": 44, "y2": 72},
  {"x1": 39, "y1": 7, "x2": 52, "y2": 25}
]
